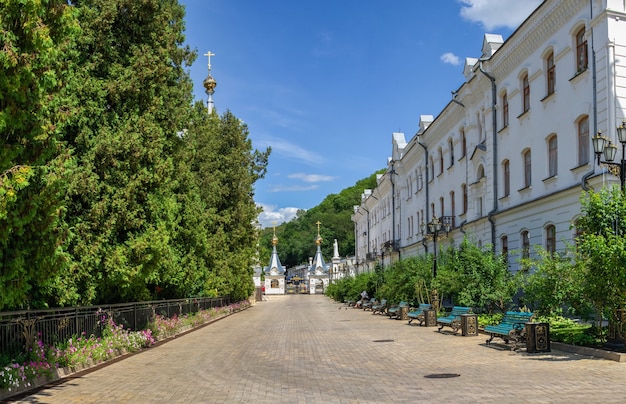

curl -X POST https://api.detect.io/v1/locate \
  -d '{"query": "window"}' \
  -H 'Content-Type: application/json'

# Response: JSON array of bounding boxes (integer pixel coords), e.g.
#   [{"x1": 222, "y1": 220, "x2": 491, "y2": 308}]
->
[
  {"x1": 462, "y1": 184, "x2": 468, "y2": 214},
  {"x1": 578, "y1": 116, "x2": 589, "y2": 165},
  {"x1": 503, "y1": 160, "x2": 510, "y2": 196},
  {"x1": 521, "y1": 231, "x2": 530, "y2": 258},
  {"x1": 523, "y1": 149, "x2": 532, "y2": 187},
  {"x1": 546, "y1": 52, "x2": 555, "y2": 96},
  {"x1": 576, "y1": 27, "x2": 588, "y2": 73},
  {"x1": 440, "y1": 197, "x2": 444, "y2": 218},
  {"x1": 450, "y1": 191, "x2": 455, "y2": 227},
  {"x1": 546, "y1": 225, "x2": 556, "y2": 254},
  {"x1": 449, "y1": 138, "x2": 454, "y2": 166},
  {"x1": 548, "y1": 135, "x2": 558, "y2": 177},
  {"x1": 522, "y1": 74, "x2": 530, "y2": 113},
  {"x1": 439, "y1": 148, "x2": 444, "y2": 175},
  {"x1": 501, "y1": 235, "x2": 509, "y2": 261},
  {"x1": 477, "y1": 165, "x2": 484, "y2": 181},
  {"x1": 461, "y1": 129, "x2": 466, "y2": 158},
  {"x1": 502, "y1": 92, "x2": 509, "y2": 128},
  {"x1": 573, "y1": 219, "x2": 584, "y2": 245},
  {"x1": 429, "y1": 157, "x2": 435, "y2": 181}
]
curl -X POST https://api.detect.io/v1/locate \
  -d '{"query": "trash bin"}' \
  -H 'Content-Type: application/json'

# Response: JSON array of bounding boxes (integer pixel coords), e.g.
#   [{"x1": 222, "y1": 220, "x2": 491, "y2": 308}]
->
[
  {"x1": 423, "y1": 309, "x2": 438, "y2": 327},
  {"x1": 399, "y1": 306, "x2": 409, "y2": 321},
  {"x1": 526, "y1": 322, "x2": 551, "y2": 353},
  {"x1": 461, "y1": 314, "x2": 478, "y2": 336}
]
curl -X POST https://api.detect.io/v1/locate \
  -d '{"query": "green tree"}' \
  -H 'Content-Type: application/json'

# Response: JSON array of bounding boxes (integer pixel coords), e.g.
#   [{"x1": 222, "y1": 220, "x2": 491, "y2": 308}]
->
[
  {"x1": 61, "y1": 0, "x2": 196, "y2": 304},
  {"x1": 0, "y1": 0, "x2": 79, "y2": 309},
  {"x1": 575, "y1": 188, "x2": 626, "y2": 330},
  {"x1": 260, "y1": 171, "x2": 382, "y2": 267},
  {"x1": 519, "y1": 246, "x2": 588, "y2": 317},
  {"x1": 437, "y1": 237, "x2": 517, "y2": 313}
]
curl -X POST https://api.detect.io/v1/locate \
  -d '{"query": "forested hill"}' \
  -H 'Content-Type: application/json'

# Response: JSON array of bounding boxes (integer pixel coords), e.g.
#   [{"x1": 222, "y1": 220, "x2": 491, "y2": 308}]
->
[{"x1": 259, "y1": 171, "x2": 384, "y2": 268}]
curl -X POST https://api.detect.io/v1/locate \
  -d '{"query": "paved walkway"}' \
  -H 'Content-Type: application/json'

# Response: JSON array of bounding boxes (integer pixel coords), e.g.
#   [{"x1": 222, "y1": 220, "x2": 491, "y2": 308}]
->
[{"x1": 9, "y1": 295, "x2": 626, "y2": 403}]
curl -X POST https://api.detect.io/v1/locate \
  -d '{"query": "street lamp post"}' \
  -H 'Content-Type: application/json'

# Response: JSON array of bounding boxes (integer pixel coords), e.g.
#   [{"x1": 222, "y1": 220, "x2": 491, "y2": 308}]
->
[
  {"x1": 420, "y1": 216, "x2": 451, "y2": 278},
  {"x1": 591, "y1": 121, "x2": 626, "y2": 190}
]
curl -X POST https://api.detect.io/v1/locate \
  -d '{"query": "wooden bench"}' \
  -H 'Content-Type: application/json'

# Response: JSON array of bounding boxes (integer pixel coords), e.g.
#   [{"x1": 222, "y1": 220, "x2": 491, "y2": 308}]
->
[
  {"x1": 437, "y1": 306, "x2": 472, "y2": 334},
  {"x1": 362, "y1": 298, "x2": 377, "y2": 311},
  {"x1": 484, "y1": 311, "x2": 535, "y2": 350},
  {"x1": 407, "y1": 303, "x2": 431, "y2": 326},
  {"x1": 387, "y1": 301, "x2": 409, "y2": 319},
  {"x1": 371, "y1": 299, "x2": 388, "y2": 315}
]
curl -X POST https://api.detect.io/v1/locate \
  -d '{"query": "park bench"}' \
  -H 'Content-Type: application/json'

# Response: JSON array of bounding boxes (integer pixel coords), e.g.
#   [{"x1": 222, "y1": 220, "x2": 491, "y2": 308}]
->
[
  {"x1": 407, "y1": 303, "x2": 431, "y2": 326},
  {"x1": 362, "y1": 298, "x2": 377, "y2": 311},
  {"x1": 437, "y1": 306, "x2": 472, "y2": 334},
  {"x1": 484, "y1": 311, "x2": 535, "y2": 350},
  {"x1": 387, "y1": 301, "x2": 409, "y2": 319},
  {"x1": 371, "y1": 299, "x2": 388, "y2": 315}
]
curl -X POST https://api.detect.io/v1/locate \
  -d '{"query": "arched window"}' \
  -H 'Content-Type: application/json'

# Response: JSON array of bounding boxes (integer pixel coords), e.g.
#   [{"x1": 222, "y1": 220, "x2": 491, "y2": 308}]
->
[
  {"x1": 576, "y1": 27, "x2": 588, "y2": 73},
  {"x1": 450, "y1": 191, "x2": 455, "y2": 227},
  {"x1": 461, "y1": 129, "x2": 467, "y2": 158},
  {"x1": 477, "y1": 165, "x2": 485, "y2": 181},
  {"x1": 522, "y1": 73, "x2": 530, "y2": 113},
  {"x1": 548, "y1": 135, "x2": 558, "y2": 177},
  {"x1": 429, "y1": 156, "x2": 435, "y2": 181},
  {"x1": 546, "y1": 51, "x2": 555, "y2": 96},
  {"x1": 578, "y1": 116, "x2": 589, "y2": 165},
  {"x1": 440, "y1": 197, "x2": 444, "y2": 217},
  {"x1": 521, "y1": 230, "x2": 530, "y2": 258},
  {"x1": 502, "y1": 160, "x2": 510, "y2": 196},
  {"x1": 448, "y1": 138, "x2": 454, "y2": 166},
  {"x1": 501, "y1": 91, "x2": 509, "y2": 128},
  {"x1": 546, "y1": 225, "x2": 556, "y2": 254},
  {"x1": 439, "y1": 147, "x2": 444, "y2": 175},
  {"x1": 462, "y1": 184, "x2": 468, "y2": 214},
  {"x1": 501, "y1": 235, "x2": 509, "y2": 261},
  {"x1": 523, "y1": 149, "x2": 532, "y2": 187}
]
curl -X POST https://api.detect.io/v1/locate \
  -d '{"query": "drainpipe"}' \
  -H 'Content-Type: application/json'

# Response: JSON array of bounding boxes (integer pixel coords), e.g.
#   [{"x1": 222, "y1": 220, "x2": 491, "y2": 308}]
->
[
  {"x1": 479, "y1": 60, "x2": 498, "y2": 251},
  {"x1": 417, "y1": 136, "x2": 429, "y2": 254},
  {"x1": 390, "y1": 161, "x2": 397, "y2": 261},
  {"x1": 583, "y1": 0, "x2": 597, "y2": 190}
]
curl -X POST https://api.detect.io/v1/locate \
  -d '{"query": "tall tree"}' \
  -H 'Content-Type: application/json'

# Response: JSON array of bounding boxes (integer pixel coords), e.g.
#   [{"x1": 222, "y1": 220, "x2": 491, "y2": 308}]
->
[
  {"x1": 61, "y1": 0, "x2": 195, "y2": 304},
  {"x1": 575, "y1": 188, "x2": 626, "y2": 329},
  {"x1": 0, "y1": 0, "x2": 79, "y2": 310}
]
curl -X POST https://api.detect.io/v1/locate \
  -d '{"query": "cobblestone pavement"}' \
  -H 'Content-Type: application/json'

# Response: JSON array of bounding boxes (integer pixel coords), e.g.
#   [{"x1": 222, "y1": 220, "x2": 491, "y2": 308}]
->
[{"x1": 9, "y1": 295, "x2": 626, "y2": 403}]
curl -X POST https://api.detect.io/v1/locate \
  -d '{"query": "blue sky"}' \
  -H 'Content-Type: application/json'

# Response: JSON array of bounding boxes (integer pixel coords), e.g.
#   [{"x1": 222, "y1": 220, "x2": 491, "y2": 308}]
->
[{"x1": 180, "y1": 0, "x2": 542, "y2": 228}]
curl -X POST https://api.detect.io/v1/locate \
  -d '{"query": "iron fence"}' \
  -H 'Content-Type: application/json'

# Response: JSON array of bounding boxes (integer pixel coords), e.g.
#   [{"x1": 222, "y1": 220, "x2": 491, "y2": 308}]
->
[{"x1": 0, "y1": 297, "x2": 230, "y2": 359}]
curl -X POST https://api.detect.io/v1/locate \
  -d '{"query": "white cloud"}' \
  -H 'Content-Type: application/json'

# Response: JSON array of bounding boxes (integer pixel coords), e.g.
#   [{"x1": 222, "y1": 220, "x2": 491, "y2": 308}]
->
[
  {"x1": 288, "y1": 173, "x2": 336, "y2": 183},
  {"x1": 257, "y1": 204, "x2": 302, "y2": 228},
  {"x1": 269, "y1": 184, "x2": 320, "y2": 192},
  {"x1": 256, "y1": 136, "x2": 323, "y2": 165},
  {"x1": 440, "y1": 52, "x2": 461, "y2": 66},
  {"x1": 458, "y1": 0, "x2": 543, "y2": 31}
]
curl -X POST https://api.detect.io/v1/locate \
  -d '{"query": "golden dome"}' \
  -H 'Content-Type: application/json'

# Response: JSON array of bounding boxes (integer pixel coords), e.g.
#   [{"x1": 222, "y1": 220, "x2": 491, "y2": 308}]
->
[{"x1": 203, "y1": 74, "x2": 216, "y2": 95}]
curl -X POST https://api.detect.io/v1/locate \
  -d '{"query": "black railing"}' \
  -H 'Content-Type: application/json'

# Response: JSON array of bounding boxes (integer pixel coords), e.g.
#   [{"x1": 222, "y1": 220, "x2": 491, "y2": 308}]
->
[{"x1": 0, "y1": 297, "x2": 230, "y2": 359}]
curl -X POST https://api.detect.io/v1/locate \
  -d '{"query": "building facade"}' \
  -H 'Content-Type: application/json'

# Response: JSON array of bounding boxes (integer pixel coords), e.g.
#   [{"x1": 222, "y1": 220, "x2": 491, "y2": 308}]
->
[{"x1": 353, "y1": 0, "x2": 626, "y2": 272}]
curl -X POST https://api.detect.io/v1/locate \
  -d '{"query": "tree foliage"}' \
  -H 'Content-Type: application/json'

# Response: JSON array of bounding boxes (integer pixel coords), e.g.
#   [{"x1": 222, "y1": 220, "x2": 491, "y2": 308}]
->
[
  {"x1": 574, "y1": 188, "x2": 626, "y2": 328},
  {"x1": 519, "y1": 246, "x2": 588, "y2": 317},
  {"x1": 0, "y1": 0, "x2": 269, "y2": 310},
  {"x1": 0, "y1": 0, "x2": 79, "y2": 309},
  {"x1": 437, "y1": 237, "x2": 518, "y2": 313}
]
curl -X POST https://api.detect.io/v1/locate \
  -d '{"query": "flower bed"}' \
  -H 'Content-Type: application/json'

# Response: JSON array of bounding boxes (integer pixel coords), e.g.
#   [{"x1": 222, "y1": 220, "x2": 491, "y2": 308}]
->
[{"x1": 0, "y1": 300, "x2": 250, "y2": 399}]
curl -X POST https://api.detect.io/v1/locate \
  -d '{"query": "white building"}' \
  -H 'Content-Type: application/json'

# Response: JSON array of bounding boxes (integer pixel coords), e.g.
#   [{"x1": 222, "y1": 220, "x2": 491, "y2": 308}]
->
[{"x1": 353, "y1": 0, "x2": 626, "y2": 273}]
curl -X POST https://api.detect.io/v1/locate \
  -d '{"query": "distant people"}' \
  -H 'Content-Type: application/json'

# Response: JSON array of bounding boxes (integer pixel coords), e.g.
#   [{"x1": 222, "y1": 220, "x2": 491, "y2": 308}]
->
[{"x1": 355, "y1": 290, "x2": 369, "y2": 308}]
